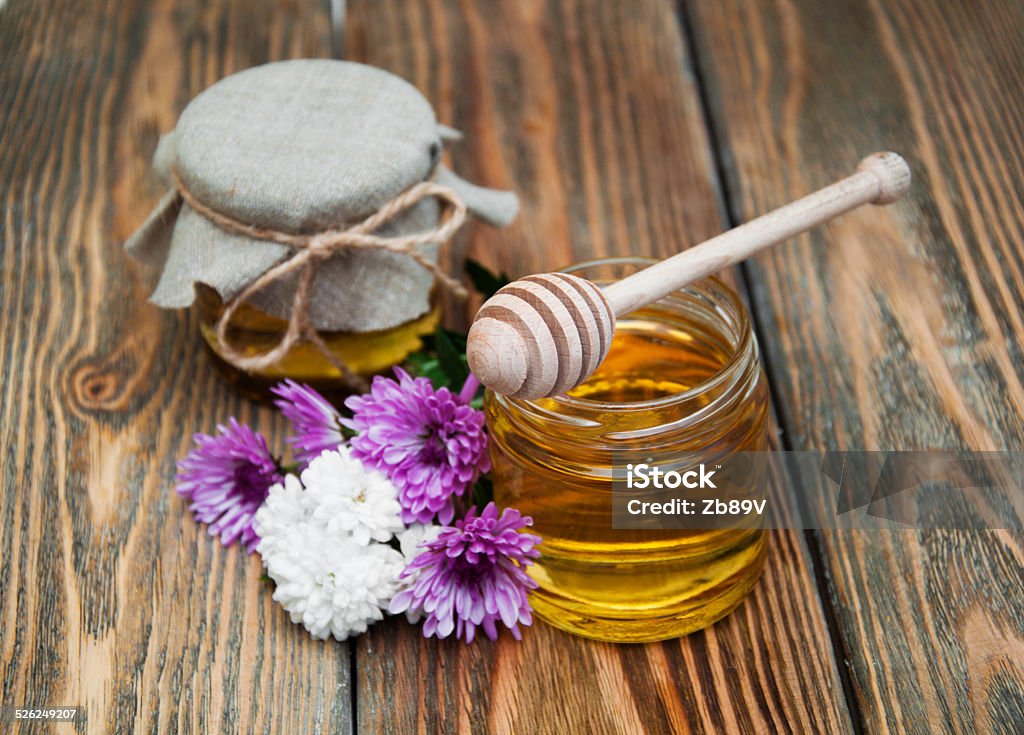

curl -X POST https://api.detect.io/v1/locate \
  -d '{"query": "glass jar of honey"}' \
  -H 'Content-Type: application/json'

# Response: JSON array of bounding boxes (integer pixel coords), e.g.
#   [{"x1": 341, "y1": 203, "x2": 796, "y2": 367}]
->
[{"x1": 484, "y1": 257, "x2": 770, "y2": 642}]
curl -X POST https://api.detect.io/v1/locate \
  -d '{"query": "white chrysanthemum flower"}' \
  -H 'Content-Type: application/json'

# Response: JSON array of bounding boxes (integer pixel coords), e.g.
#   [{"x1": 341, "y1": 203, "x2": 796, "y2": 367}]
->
[
  {"x1": 254, "y1": 474, "x2": 309, "y2": 557},
  {"x1": 262, "y1": 522, "x2": 405, "y2": 641},
  {"x1": 397, "y1": 523, "x2": 442, "y2": 564},
  {"x1": 394, "y1": 523, "x2": 443, "y2": 623},
  {"x1": 300, "y1": 447, "x2": 404, "y2": 546}
]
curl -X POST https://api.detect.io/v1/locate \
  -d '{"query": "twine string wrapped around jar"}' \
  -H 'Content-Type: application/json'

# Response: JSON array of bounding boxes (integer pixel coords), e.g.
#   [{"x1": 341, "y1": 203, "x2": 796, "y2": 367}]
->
[
  {"x1": 172, "y1": 169, "x2": 470, "y2": 378},
  {"x1": 124, "y1": 60, "x2": 520, "y2": 390}
]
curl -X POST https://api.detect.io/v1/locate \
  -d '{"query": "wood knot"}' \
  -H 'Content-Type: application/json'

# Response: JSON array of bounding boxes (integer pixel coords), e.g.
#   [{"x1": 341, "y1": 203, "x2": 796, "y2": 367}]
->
[
  {"x1": 78, "y1": 369, "x2": 118, "y2": 403},
  {"x1": 68, "y1": 328, "x2": 159, "y2": 417},
  {"x1": 71, "y1": 360, "x2": 132, "y2": 412}
]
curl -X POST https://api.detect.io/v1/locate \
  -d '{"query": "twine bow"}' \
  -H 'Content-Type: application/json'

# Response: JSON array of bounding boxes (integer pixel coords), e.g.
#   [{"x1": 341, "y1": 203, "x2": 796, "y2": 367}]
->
[{"x1": 172, "y1": 169, "x2": 469, "y2": 380}]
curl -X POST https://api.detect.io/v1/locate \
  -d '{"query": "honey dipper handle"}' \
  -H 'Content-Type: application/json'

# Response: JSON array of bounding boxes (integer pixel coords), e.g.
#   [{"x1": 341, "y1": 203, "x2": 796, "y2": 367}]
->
[{"x1": 602, "y1": 152, "x2": 911, "y2": 316}]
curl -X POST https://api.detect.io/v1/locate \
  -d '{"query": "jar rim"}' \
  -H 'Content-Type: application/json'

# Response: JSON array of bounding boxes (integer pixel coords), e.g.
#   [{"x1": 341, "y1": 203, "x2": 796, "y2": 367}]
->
[{"x1": 513, "y1": 256, "x2": 756, "y2": 413}]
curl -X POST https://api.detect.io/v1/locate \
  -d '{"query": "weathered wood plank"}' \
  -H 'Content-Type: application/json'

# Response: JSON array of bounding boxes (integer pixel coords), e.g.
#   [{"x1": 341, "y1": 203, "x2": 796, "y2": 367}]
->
[
  {"x1": 687, "y1": 0, "x2": 1024, "y2": 731},
  {"x1": 348, "y1": 1, "x2": 853, "y2": 732},
  {"x1": 0, "y1": 1, "x2": 353, "y2": 733}
]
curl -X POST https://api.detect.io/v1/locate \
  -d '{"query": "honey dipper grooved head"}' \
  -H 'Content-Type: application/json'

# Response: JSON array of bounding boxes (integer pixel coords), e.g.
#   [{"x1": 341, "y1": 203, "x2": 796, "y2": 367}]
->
[
  {"x1": 466, "y1": 317, "x2": 528, "y2": 395},
  {"x1": 467, "y1": 273, "x2": 615, "y2": 399}
]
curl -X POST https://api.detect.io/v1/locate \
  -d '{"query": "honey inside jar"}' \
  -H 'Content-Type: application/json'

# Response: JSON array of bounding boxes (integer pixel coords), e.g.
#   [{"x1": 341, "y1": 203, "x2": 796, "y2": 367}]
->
[
  {"x1": 194, "y1": 284, "x2": 442, "y2": 398},
  {"x1": 485, "y1": 259, "x2": 769, "y2": 643}
]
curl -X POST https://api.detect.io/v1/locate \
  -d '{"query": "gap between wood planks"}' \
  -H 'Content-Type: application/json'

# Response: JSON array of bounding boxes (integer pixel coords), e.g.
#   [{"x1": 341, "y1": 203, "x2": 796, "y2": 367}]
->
[{"x1": 674, "y1": 2, "x2": 868, "y2": 733}]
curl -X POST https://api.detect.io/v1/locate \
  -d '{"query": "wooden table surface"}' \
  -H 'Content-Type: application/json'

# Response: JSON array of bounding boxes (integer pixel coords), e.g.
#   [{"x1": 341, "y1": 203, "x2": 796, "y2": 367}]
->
[{"x1": 3, "y1": 0, "x2": 1023, "y2": 732}]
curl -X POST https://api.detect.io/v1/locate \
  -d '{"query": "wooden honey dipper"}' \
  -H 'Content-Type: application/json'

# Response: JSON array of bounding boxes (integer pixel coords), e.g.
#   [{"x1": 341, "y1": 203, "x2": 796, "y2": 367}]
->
[{"x1": 467, "y1": 151, "x2": 911, "y2": 399}]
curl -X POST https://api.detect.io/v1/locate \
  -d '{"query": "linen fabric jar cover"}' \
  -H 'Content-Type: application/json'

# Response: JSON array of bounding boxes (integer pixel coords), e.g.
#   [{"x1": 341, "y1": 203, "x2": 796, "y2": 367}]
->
[{"x1": 124, "y1": 59, "x2": 518, "y2": 372}]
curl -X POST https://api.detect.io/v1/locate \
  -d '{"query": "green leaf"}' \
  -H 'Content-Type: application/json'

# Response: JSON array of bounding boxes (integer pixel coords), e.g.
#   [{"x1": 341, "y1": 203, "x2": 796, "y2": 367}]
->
[
  {"x1": 465, "y1": 258, "x2": 511, "y2": 298},
  {"x1": 471, "y1": 474, "x2": 494, "y2": 509},
  {"x1": 439, "y1": 327, "x2": 468, "y2": 351},
  {"x1": 435, "y1": 328, "x2": 469, "y2": 389},
  {"x1": 405, "y1": 351, "x2": 437, "y2": 376},
  {"x1": 422, "y1": 362, "x2": 449, "y2": 389},
  {"x1": 403, "y1": 352, "x2": 444, "y2": 389}
]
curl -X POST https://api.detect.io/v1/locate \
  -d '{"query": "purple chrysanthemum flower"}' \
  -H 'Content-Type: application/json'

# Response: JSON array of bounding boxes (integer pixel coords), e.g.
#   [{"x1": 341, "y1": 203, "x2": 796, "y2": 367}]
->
[
  {"x1": 389, "y1": 502, "x2": 541, "y2": 643},
  {"x1": 271, "y1": 379, "x2": 346, "y2": 466},
  {"x1": 344, "y1": 368, "x2": 490, "y2": 524},
  {"x1": 175, "y1": 418, "x2": 282, "y2": 552}
]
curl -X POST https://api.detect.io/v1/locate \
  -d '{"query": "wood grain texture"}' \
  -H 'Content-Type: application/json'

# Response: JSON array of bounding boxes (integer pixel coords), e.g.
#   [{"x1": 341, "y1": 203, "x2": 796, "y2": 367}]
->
[
  {"x1": 348, "y1": 1, "x2": 853, "y2": 732},
  {"x1": 687, "y1": 0, "x2": 1024, "y2": 731},
  {"x1": 0, "y1": 1, "x2": 354, "y2": 733}
]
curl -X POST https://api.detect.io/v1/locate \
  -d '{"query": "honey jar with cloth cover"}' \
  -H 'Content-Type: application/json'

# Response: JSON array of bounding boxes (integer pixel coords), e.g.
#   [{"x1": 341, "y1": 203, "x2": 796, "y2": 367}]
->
[{"x1": 125, "y1": 59, "x2": 518, "y2": 394}]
